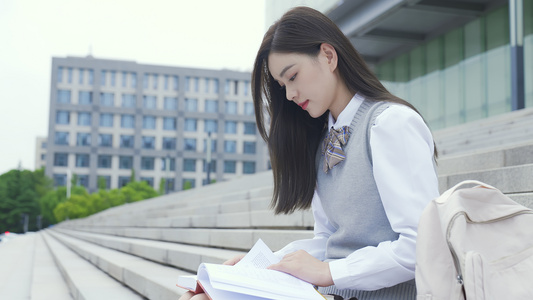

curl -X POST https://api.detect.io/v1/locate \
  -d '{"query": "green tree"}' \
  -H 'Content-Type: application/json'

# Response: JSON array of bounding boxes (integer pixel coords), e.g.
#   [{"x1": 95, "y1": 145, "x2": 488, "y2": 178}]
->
[
  {"x1": 0, "y1": 168, "x2": 51, "y2": 232},
  {"x1": 53, "y1": 186, "x2": 90, "y2": 222},
  {"x1": 183, "y1": 180, "x2": 192, "y2": 190},
  {"x1": 97, "y1": 176, "x2": 107, "y2": 190},
  {"x1": 130, "y1": 168, "x2": 136, "y2": 183}
]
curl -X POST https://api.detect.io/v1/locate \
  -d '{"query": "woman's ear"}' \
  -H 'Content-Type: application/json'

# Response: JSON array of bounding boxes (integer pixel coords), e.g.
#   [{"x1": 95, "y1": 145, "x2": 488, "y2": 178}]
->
[{"x1": 320, "y1": 43, "x2": 338, "y2": 72}]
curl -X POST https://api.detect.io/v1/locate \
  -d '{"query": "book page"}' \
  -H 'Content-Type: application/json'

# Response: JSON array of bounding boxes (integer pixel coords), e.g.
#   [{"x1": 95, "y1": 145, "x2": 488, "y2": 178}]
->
[{"x1": 235, "y1": 238, "x2": 280, "y2": 268}]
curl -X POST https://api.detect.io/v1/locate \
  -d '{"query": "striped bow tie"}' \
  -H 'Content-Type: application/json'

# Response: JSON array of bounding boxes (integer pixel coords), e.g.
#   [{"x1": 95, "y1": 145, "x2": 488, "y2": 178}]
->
[{"x1": 323, "y1": 126, "x2": 350, "y2": 173}]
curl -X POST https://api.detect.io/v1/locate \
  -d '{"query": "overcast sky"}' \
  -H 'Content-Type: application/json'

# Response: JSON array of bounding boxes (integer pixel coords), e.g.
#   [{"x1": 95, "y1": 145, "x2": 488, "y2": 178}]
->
[{"x1": 0, "y1": 0, "x2": 266, "y2": 175}]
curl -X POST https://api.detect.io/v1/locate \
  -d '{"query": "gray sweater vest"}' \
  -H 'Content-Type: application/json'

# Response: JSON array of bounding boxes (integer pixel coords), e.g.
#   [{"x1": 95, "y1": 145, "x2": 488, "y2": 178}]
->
[{"x1": 316, "y1": 100, "x2": 416, "y2": 299}]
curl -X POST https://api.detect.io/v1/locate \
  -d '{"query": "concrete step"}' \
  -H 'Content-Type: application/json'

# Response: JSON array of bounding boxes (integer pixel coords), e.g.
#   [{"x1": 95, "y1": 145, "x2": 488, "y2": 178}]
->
[
  {"x1": 434, "y1": 108, "x2": 533, "y2": 156},
  {"x1": 42, "y1": 231, "x2": 144, "y2": 300},
  {"x1": 438, "y1": 164, "x2": 533, "y2": 206},
  {"x1": 508, "y1": 192, "x2": 533, "y2": 209},
  {"x1": 46, "y1": 229, "x2": 190, "y2": 299},
  {"x1": 55, "y1": 226, "x2": 313, "y2": 253},
  {"x1": 437, "y1": 142, "x2": 533, "y2": 176},
  {"x1": 0, "y1": 233, "x2": 36, "y2": 300},
  {"x1": 31, "y1": 233, "x2": 72, "y2": 300},
  {"x1": 54, "y1": 228, "x2": 244, "y2": 273}
]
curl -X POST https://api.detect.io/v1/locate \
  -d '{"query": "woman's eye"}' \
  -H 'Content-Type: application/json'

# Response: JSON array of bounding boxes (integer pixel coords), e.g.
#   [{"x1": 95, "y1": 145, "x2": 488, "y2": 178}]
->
[{"x1": 289, "y1": 73, "x2": 297, "y2": 81}]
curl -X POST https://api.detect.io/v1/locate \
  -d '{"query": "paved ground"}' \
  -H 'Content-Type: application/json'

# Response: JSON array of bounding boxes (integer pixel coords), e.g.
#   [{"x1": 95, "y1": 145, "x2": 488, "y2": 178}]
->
[{"x1": 0, "y1": 233, "x2": 36, "y2": 299}]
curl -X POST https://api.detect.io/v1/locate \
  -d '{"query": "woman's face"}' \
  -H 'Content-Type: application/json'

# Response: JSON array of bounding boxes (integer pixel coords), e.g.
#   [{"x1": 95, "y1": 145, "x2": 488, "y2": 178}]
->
[{"x1": 268, "y1": 49, "x2": 339, "y2": 118}]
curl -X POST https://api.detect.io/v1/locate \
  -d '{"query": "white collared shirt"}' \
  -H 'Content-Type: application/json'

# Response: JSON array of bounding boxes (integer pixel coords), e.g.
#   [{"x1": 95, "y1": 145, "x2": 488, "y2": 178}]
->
[{"x1": 275, "y1": 94, "x2": 440, "y2": 290}]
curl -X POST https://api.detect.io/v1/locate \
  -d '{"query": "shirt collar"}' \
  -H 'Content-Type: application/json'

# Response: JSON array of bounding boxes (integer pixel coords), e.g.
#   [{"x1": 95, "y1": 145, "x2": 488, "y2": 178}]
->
[{"x1": 328, "y1": 93, "x2": 365, "y2": 129}]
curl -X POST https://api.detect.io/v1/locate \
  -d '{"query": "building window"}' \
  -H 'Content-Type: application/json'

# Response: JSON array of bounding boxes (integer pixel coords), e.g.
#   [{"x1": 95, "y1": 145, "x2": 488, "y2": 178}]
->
[
  {"x1": 204, "y1": 119, "x2": 217, "y2": 133},
  {"x1": 225, "y1": 79, "x2": 230, "y2": 95},
  {"x1": 243, "y1": 161, "x2": 256, "y2": 174},
  {"x1": 205, "y1": 78, "x2": 210, "y2": 93},
  {"x1": 119, "y1": 156, "x2": 133, "y2": 169},
  {"x1": 224, "y1": 141, "x2": 236, "y2": 153},
  {"x1": 184, "y1": 118, "x2": 197, "y2": 132},
  {"x1": 244, "y1": 122, "x2": 256, "y2": 135},
  {"x1": 186, "y1": 76, "x2": 199, "y2": 92},
  {"x1": 164, "y1": 97, "x2": 177, "y2": 110},
  {"x1": 173, "y1": 75, "x2": 179, "y2": 90},
  {"x1": 141, "y1": 157, "x2": 155, "y2": 170},
  {"x1": 98, "y1": 134, "x2": 112, "y2": 147},
  {"x1": 165, "y1": 178, "x2": 175, "y2": 192},
  {"x1": 100, "y1": 92, "x2": 114, "y2": 106},
  {"x1": 122, "y1": 94, "x2": 136, "y2": 108},
  {"x1": 162, "y1": 137, "x2": 176, "y2": 150},
  {"x1": 99, "y1": 113, "x2": 114, "y2": 127},
  {"x1": 118, "y1": 176, "x2": 130, "y2": 187},
  {"x1": 75, "y1": 154, "x2": 90, "y2": 167},
  {"x1": 163, "y1": 117, "x2": 177, "y2": 130},
  {"x1": 183, "y1": 159, "x2": 196, "y2": 172},
  {"x1": 120, "y1": 135, "x2": 134, "y2": 148},
  {"x1": 57, "y1": 90, "x2": 71, "y2": 103},
  {"x1": 57, "y1": 67, "x2": 63, "y2": 83},
  {"x1": 97, "y1": 155, "x2": 112, "y2": 168},
  {"x1": 164, "y1": 75, "x2": 169, "y2": 90},
  {"x1": 225, "y1": 121, "x2": 237, "y2": 134},
  {"x1": 41, "y1": 141, "x2": 47, "y2": 149},
  {"x1": 142, "y1": 116, "x2": 156, "y2": 130},
  {"x1": 54, "y1": 153, "x2": 68, "y2": 167},
  {"x1": 79, "y1": 91, "x2": 92, "y2": 105},
  {"x1": 140, "y1": 177, "x2": 154, "y2": 187},
  {"x1": 121, "y1": 114, "x2": 135, "y2": 128},
  {"x1": 185, "y1": 98, "x2": 198, "y2": 112},
  {"x1": 184, "y1": 138, "x2": 196, "y2": 151},
  {"x1": 182, "y1": 178, "x2": 195, "y2": 189},
  {"x1": 101, "y1": 70, "x2": 107, "y2": 86},
  {"x1": 143, "y1": 95, "x2": 157, "y2": 109},
  {"x1": 224, "y1": 160, "x2": 236, "y2": 174},
  {"x1": 152, "y1": 74, "x2": 158, "y2": 89},
  {"x1": 122, "y1": 71, "x2": 128, "y2": 87},
  {"x1": 202, "y1": 159, "x2": 216, "y2": 172},
  {"x1": 244, "y1": 80, "x2": 250, "y2": 96},
  {"x1": 225, "y1": 101, "x2": 237, "y2": 114},
  {"x1": 110, "y1": 71, "x2": 116, "y2": 86},
  {"x1": 203, "y1": 139, "x2": 217, "y2": 153},
  {"x1": 88, "y1": 69, "x2": 94, "y2": 85},
  {"x1": 78, "y1": 112, "x2": 92, "y2": 126},
  {"x1": 79, "y1": 68, "x2": 84, "y2": 84},
  {"x1": 76, "y1": 133, "x2": 91, "y2": 146},
  {"x1": 131, "y1": 72, "x2": 137, "y2": 87},
  {"x1": 143, "y1": 73, "x2": 149, "y2": 89},
  {"x1": 67, "y1": 68, "x2": 73, "y2": 83},
  {"x1": 205, "y1": 100, "x2": 218, "y2": 113},
  {"x1": 54, "y1": 132, "x2": 69, "y2": 145},
  {"x1": 213, "y1": 78, "x2": 219, "y2": 93},
  {"x1": 244, "y1": 102, "x2": 254, "y2": 116},
  {"x1": 53, "y1": 174, "x2": 67, "y2": 186},
  {"x1": 56, "y1": 111, "x2": 70, "y2": 124},
  {"x1": 141, "y1": 136, "x2": 155, "y2": 149},
  {"x1": 243, "y1": 141, "x2": 256, "y2": 154},
  {"x1": 234, "y1": 80, "x2": 239, "y2": 94},
  {"x1": 161, "y1": 157, "x2": 176, "y2": 171}
]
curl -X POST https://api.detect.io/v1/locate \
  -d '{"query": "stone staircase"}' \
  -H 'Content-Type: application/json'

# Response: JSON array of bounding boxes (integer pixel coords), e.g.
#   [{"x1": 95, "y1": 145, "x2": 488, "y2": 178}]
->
[{"x1": 1, "y1": 107, "x2": 531, "y2": 300}]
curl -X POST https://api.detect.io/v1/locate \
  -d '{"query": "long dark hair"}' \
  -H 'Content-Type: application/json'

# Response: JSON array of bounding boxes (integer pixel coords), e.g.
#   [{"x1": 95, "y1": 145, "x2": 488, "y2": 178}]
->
[{"x1": 252, "y1": 6, "x2": 436, "y2": 214}]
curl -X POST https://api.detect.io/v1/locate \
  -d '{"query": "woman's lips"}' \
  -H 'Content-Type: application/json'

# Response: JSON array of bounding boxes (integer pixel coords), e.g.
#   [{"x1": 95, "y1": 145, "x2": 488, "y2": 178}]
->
[{"x1": 298, "y1": 100, "x2": 309, "y2": 110}]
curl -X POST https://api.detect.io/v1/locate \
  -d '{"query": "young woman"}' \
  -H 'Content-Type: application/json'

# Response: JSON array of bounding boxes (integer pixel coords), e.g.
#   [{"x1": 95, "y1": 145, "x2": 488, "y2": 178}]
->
[{"x1": 180, "y1": 6, "x2": 439, "y2": 300}]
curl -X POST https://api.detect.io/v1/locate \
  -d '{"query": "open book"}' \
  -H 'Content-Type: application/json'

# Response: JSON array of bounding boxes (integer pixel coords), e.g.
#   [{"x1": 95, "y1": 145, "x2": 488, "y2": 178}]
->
[{"x1": 176, "y1": 239, "x2": 326, "y2": 300}]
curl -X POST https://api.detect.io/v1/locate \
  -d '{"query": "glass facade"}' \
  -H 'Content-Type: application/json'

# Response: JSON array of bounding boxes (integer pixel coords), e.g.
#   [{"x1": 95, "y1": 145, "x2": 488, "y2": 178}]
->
[{"x1": 376, "y1": 4, "x2": 533, "y2": 130}]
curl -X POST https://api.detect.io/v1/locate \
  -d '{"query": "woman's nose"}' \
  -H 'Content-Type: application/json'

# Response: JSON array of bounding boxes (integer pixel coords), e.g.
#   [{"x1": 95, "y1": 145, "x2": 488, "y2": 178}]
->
[{"x1": 286, "y1": 87, "x2": 297, "y2": 101}]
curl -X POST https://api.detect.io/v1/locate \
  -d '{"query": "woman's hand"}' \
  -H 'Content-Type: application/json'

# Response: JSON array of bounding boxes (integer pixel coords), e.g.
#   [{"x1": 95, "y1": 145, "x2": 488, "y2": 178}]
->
[
  {"x1": 267, "y1": 250, "x2": 334, "y2": 287},
  {"x1": 223, "y1": 254, "x2": 246, "y2": 265}
]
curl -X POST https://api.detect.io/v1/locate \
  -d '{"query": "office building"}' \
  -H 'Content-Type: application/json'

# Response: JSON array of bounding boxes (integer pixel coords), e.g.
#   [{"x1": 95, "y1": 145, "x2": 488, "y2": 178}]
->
[
  {"x1": 45, "y1": 56, "x2": 268, "y2": 192},
  {"x1": 35, "y1": 136, "x2": 47, "y2": 170}
]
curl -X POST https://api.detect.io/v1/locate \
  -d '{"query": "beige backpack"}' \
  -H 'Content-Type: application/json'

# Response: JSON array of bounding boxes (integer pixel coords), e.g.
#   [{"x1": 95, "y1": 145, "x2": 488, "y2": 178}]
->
[{"x1": 416, "y1": 180, "x2": 533, "y2": 299}]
